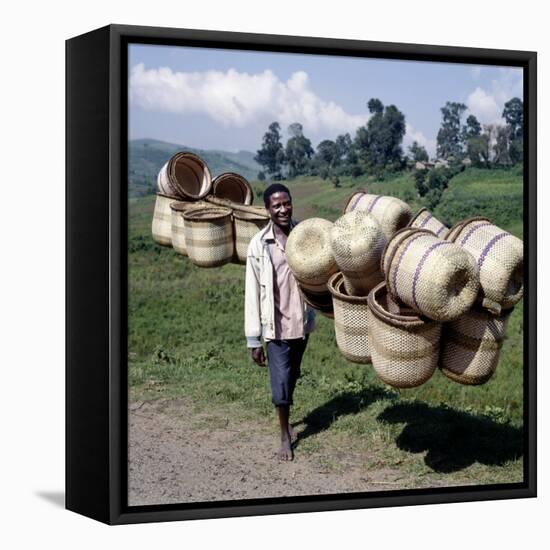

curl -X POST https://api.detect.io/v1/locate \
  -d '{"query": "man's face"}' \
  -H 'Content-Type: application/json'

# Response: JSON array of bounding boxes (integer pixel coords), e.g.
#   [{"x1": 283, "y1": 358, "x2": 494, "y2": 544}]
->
[{"x1": 267, "y1": 191, "x2": 293, "y2": 228}]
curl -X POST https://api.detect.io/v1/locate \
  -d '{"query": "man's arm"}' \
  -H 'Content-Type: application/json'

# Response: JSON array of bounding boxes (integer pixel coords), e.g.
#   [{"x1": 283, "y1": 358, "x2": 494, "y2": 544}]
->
[
  {"x1": 244, "y1": 243, "x2": 265, "y2": 366},
  {"x1": 244, "y1": 248, "x2": 261, "y2": 346}
]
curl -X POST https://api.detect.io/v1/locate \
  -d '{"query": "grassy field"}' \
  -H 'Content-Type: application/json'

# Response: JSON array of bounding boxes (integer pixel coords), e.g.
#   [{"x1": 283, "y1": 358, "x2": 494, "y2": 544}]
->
[{"x1": 128, "y1": 166, "x2": 525, "y2": 487}]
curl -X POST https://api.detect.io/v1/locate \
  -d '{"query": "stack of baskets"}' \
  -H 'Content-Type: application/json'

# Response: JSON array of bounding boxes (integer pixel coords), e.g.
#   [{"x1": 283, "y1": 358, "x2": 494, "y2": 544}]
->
[
  {"x1": 151, "y1": 151, "x2": 270, "y2": 268},
  {"x1": 284, "y1": 190, "x2": 524, "y2": 390}
]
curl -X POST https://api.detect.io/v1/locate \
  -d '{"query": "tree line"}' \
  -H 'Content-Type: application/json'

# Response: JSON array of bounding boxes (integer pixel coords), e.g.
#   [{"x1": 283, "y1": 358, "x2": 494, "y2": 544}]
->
[{"x1": 254, "y1": 97, "x2": 524, "y2": 186}]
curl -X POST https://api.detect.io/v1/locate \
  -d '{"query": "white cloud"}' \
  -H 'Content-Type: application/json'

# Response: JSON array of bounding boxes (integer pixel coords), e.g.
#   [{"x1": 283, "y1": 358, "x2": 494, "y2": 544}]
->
[
  {"x1": 129, "y1": 63, "x2": 368, "y2": 139},
  {"x1": 465, "y1": 68, "x2": 523, "y2": 127},
  {"x1": 404, "y1": 123, "x2": 436, "y2": 158}
]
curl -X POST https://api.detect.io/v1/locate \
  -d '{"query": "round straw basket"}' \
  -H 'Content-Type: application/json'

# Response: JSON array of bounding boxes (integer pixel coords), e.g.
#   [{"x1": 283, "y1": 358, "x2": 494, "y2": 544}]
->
[
  {"x1": 344, "y1": 192, "x2": 412, "y2": 240},
  {"x1": 328, "y1": 272, "x2": 371, "y2": 363},
  {"x1": 233, "y1": 209, "x2": 270, "y2": 264},
  {"x1": 286, "y1": 218, "x2": 338, "y2": 293},
  {"x1": 183, "y1": 207, "x2": 234, "y2": 268},
  {"x1": 367, "y1": 282, "x2": 441, "y2": 388},
  {"x1": 170, "y1": 201, "x2": 207, "y2": 256},
  {"x1": 299, "y1": 285, "x2": 334, "y2": 319},
  {"x1": 440, "y1": 306, "x2": 513, "y2": 385},
  {"x1": 382, "y1": 227, "x2": 480, "y2": 322},
  {"x1": 408, "y1": 207, "x2": 449, "y2": 239},
  {"x1": 212, "y1": 173, "x2": 253, "y2": 205},
  {"x1": 446, "y1": 217, "x2": 523, "y2": 314},
  {"x1": 152, "y1": 192, "x2": 178, "y2": 246},
  {"x1": 330, "y1": 210, "x2": 386, "y2": 297},
  {"x1": 157, "y1": 152, "x2": 212, "y2": 200}
]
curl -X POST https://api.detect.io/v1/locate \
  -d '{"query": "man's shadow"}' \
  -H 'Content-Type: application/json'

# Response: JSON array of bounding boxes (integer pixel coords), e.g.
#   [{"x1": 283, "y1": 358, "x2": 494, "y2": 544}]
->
[{"x1": 377, "y1": 401, "x2": 524, "y2": 473}]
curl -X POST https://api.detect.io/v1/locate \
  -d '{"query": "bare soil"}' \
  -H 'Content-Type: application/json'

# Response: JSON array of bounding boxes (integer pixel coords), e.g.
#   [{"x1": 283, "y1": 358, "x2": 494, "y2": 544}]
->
[{"x1": 128, "y1": 398, "x2": 444, "y2": 506}]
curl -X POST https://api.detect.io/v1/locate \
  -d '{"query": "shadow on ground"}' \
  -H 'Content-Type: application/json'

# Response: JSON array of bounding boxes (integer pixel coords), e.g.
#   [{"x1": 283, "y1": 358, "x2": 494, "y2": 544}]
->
[
  {"x1": 294, "y1": 385, "x2": 395, "y2": 446},
  {"x1": 377, "y1": 401, "x2": 524, "y2": 473}
]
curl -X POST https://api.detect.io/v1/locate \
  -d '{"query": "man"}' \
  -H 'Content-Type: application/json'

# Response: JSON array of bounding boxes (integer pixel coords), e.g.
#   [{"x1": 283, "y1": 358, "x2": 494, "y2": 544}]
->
[{"x1": 244, "y1": 183, "x2": 315, "y2": 461}]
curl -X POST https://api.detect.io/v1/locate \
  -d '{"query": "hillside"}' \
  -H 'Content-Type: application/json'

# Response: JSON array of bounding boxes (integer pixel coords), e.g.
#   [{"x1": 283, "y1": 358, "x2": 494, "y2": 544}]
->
[
  {"x1": 434, "y1": 166, "x2": 524, "y2": 238},
  {"x1": 128, "y1": 138, "x2": 262, "y2": 197}
]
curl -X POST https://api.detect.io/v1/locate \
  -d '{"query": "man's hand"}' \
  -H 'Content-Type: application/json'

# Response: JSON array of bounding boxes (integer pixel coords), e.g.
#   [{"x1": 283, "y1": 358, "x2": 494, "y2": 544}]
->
[{"x1": 251, "y1": 346, "x2": 266, "y2": 367}]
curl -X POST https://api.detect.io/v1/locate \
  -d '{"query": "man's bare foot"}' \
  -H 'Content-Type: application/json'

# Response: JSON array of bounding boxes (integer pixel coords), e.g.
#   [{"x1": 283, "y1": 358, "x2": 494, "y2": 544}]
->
[{"x1": 277, "y1": 437, "x2": 294, "y2": 461}]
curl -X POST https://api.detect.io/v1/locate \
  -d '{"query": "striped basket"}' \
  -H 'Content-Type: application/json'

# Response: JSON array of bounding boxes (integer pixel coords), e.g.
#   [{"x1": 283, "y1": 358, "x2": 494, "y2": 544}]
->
[
  {"x1": 170, "y1": 201, "x2": 207, "y2": 256},
  {"x1": 233, "y1": 209, "x2": 270, "y2": 264},
  {"x1": 286, "y1": 218, "x2": 338, "y2": 293},
  {"x1": 328, "y1": 272, "x2": 371, "y2": 363},
  {"x1": 382, "y1": 227, "x2": 480, "y2": 322},
  {"x1": 408, "y1": 207, "x2": 449, "y2": 238},
  {"x1": 440, "y1": 306, "x2": 513, "y2": 385},
  {"x1": 212, "y1": 173, "x2": 253, "y2": 205},
  {"x1": 182, "y1": 207, "x2": 234, "y2": 268},
  {"x1": 330, "y1": 210, "x2": 386, "y2": 297},
  {"x1": 367, "y1": 282, "x2": 441, "y2": 388},
  {"x1": 344, "y1": 192, "x2": 412, "y2": 239},
  {"x1": 152, "y1": 193, "x2": 177, "y2": 246},
  {"x1": 299, "y1": 285, "x2": 334, "y2": 319},
  {"x1": 446, "y1": 217, "x2": 524, "y2": 314},
  {"x1": 157, "y1": 151, "x2": 212, "y2": 200}
]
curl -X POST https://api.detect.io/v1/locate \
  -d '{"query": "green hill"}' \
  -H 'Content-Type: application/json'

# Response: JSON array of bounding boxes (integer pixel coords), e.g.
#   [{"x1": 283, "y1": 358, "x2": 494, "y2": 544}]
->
[
  {"x1": 434, "y1": 166, "x2": 524, "y2": 238},
  {"x1": 128, "y1": 138, "x2": 262, "y2": 197}
]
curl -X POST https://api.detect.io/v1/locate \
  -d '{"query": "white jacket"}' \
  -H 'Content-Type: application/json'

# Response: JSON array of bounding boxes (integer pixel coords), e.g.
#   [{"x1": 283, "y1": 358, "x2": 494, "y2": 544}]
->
[{"x1": 244, "y1": 221, "x2": 316, "y2": 348}]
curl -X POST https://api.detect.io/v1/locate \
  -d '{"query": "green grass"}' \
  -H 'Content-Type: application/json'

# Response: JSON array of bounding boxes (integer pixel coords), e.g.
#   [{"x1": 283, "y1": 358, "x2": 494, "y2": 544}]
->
[
  {"x1": 127, "y1": 168, "x2": 525, "y2": 486},
  {"x1": 434, "y1": 167, "x2": 524, "y2": 238}
]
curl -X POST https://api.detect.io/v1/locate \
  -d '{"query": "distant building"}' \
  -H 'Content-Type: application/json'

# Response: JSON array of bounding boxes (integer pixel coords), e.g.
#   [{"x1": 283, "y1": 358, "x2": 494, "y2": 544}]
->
[
  {"x1": 462, "y1": 157, "x2": 472, "y2": 166},
  {"x1": 415, "y1": 161, "x2": 436, "y2": 170}
]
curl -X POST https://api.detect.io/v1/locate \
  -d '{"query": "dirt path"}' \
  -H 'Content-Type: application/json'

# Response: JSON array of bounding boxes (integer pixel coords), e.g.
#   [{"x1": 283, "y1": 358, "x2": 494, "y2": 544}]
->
[{"x1": 128, "y1": 398, "x2": 413, "y2": 506}]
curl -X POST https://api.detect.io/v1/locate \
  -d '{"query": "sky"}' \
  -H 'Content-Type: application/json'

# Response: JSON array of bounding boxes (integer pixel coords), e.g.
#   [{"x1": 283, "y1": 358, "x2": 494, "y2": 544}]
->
[{"x1": 128, "y1": 43, "x2": 523, "y2": 158}]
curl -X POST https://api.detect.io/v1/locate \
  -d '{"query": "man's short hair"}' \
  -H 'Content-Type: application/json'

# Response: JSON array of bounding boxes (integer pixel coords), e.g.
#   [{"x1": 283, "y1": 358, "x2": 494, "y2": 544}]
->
[{"x1": 263, "y1": 183, "x2": 292, "y2": 208}]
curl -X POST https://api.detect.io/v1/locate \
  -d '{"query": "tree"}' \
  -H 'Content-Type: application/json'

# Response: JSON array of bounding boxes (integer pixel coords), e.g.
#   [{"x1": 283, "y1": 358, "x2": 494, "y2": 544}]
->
[
  {"x1": 462, "y1": 114, "x2": 482, "y2": 140},
  {"x1": 493, "y1": 125, "x2": 512, "y2": 165},
  {"x1": 284, "y1": 123, "x2": 314, "y2": 178},
  {"x1": 436, "y1": 101, "x2": 467, "y2": 159},
  {"x1": 354, "y1": 98, "x2": 406, "y2": 172},
  {"x1": 255, "y1": 122, "x2": 286, "y2": 179},
  {"x1": 408, "y1": 141, "x2": 429, "y2": 162},
  {"x1": 462, "y1": 114, "x2": 485, "y2": 166},
  {"x1": 502, "y1": 98, "x2": 523, "y2": 141},
  {"x1": 503, "y1": 97, "x2": 524, "y2": 164},
  {"x1": 315, "y1": 140, "x2": 340, "y2": 179}
]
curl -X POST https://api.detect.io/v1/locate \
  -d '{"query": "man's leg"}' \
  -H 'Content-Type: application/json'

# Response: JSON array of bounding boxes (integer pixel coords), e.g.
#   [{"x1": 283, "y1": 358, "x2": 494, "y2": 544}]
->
[{"x1": 266, "y1": 340, "x2": 294, "y2": 461}]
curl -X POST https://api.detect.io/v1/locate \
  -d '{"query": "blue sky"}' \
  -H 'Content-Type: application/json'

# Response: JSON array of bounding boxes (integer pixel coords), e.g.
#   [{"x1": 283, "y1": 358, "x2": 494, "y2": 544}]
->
[{"x1": 129, "y1": 44, "x2": 523, "y2": 157}]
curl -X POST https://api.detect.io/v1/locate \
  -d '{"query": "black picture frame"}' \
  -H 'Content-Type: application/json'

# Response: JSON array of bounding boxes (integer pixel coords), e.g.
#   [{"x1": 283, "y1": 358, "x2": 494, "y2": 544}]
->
[{"x1": 66, "y1": 23, "x2": 537, "y2": 525}]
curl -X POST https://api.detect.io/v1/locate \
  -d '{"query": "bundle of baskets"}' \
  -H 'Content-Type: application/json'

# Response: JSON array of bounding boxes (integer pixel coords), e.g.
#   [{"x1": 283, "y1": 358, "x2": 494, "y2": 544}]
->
[
  {"x1": 284, "y1": 191, "x2": 524, "y2": 390},
  {"x1": 151, "y1": 151, "x2": 270, "y2": 268}
]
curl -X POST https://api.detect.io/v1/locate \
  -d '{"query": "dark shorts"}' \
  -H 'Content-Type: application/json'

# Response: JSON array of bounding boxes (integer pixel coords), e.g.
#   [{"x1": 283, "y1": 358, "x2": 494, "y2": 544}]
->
[{"x1": 266, "y1": 336, "x2": 309, "y2": 407}]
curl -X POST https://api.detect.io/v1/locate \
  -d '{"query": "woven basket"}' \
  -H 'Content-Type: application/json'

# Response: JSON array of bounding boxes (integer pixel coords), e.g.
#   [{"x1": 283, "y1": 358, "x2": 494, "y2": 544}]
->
[
  {"x1": 299, "y1": 285, "x2": 334, "y2": 319},
  {"x1": 233, "y1": 209, "x2": 270, "y2": 264},
  {"x1": 286, "y1": 218, "x2": 338, "y2": 293},
  {"x1": 328, "y1": 272, "x2": 371, "y2": 363},
  {"x1": 152, "y1": 193, "x2": 177, "y2": 246},
  {"x1": 157, "y1": 151, "x2": 212, "y2": 200},
  {"x1": 330, "y1": 210, "x2": 386, "y2": 296},
  {"x1": 440, "y1": 306, "x2": 513, "y2": 385},
  {"x1": 408, "y1": 207, "x2": 449, "y2": 238},
  {"x1": 170, "y1": 201, "x2": 207, "y2": 256},
  {"x1": 367, "y1": 282, "x2": 441, "y2": 388},
  {"x1": 382, "y1": 227, "x2": 480, "y2": 322},
  {"x1": 183, "y1": 207, "x2": 234, "y2": 268},
  {"x1": 212, "y1": 172, "x2": 253, "y2": 205},
  {"x1": 344, "y1": 192, "x2": 412, "y2": 239},
  {"x1": 446, "y1": 217, "x2": 524, "y2": 314}
]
